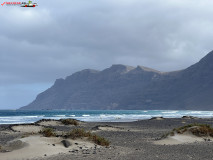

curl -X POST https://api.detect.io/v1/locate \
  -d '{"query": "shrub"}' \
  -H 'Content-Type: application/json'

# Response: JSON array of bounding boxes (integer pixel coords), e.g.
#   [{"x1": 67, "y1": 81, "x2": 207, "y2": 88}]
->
[
  {"x1": 189, "y1": 125, "x2": 213, "y2": 137},
  {"x1": 61, "y1": 119, "x2": 79, "y2": 126},
  {"x1": 67, "y1": 128, "x2": 109, "y2": 146},
  {"x1": 170, "y1": 131, "x2": 175, "y2": 136},
  {"x1": 173, "y1": 124, "x2": 212, "y2": 135},
  {"x1": 161, "y1": 132, "x2": 171, "y2": 139},
  {"x1": 68, "y1": 128, "x2": 89, "y2": 139},
  {"x1": 162, "y1": 124, "x2": 213, "y2": 139},
  {"x1": 40, "y1": 128, "x2": 55, "y2": 137},
  {"x1": 89, "y1": 134, "x2": 110, "y2": 146}
]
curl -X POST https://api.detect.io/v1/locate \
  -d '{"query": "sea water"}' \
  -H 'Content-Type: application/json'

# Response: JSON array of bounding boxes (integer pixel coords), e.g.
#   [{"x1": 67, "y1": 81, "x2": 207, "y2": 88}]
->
[{"x1": 0, "y1": 110, "x2": 213, "y2": 124}]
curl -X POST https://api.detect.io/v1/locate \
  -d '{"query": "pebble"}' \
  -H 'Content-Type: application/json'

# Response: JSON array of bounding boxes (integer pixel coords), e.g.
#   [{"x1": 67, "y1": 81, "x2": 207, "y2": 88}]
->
[{"x1": 61, "y1": 140, "x2": 71, "y2": 148}]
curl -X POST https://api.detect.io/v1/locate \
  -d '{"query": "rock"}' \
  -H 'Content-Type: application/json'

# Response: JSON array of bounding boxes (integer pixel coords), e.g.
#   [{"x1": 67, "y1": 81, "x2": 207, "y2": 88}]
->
[
  {"x1": 182, "y1": 116, "x2": 199, "y2": 119},
  {"x1": 61, "y1": 140, "x2": 71, "y2": 148},
  {"x1": 204, "y1": 138, "x2": 211, "y2": 142},
  {"x1": 7, "y1": 140, "x2": 27, "y2": 150},
  {"x1": 150, "y1": 117, "x2": 164, "y2": 120},
  {"x1": 2, "y1": 150, "x2": 11, "y2": 152}
]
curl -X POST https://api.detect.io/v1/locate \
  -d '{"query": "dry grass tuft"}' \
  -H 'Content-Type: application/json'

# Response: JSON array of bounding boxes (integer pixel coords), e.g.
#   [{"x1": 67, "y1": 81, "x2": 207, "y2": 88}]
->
[
  {"x1": 60, "y1": 119, "x2": 79, "y2": 126},
  {"x1": 162, "y1": 124, "x2": 213, "y2": 139},
  {"x1": 39, "y1": 128, "x2": 55, "y2": 137},
  {"x1": 189, "y1": 125, "x2": 213, "y2": 137},
  {"x1": 67, "y1": 128, "x2": 110, "y2": 146},
  {"x1": 68, "y1": 128, "x2": 91, "y2": 139},
  {"x1": 89, "y1": 134, "x2": 110, "y2": 146}
]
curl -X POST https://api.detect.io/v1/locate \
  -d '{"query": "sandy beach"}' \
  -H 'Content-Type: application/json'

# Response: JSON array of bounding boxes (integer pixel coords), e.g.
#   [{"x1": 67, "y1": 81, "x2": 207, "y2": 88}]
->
[{"x1": 1, "y1": 117, "x2": 213, "y2": 160}]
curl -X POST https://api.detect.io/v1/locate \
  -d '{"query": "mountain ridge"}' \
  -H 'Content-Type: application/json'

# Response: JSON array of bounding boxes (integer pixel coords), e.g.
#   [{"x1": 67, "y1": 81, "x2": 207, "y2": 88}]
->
[{"x1": 20, "y1": 51, "x2": 213, "y2": 110}]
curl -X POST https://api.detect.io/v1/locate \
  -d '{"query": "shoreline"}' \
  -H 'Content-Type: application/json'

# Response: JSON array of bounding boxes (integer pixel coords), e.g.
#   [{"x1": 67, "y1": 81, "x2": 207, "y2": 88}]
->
[
  {"x1": 2, "y1": 109, "x2": 213, "y2": 124},
  {"x1": 1, "y1": 117, "x2": 213, "y2": 160}
]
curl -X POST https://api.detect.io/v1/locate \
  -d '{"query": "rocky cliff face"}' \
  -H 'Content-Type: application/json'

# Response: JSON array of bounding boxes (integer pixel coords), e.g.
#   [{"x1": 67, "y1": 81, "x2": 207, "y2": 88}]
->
[{"x1": 20, "y1": 51, "x2": 213, "y2": 110}]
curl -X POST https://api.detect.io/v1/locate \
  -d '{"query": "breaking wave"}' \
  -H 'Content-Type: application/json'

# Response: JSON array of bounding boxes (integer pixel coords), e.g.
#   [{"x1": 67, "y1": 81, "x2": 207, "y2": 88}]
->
[{"x1": 0, "y1": 110, "x2": 213, "y2": 124}]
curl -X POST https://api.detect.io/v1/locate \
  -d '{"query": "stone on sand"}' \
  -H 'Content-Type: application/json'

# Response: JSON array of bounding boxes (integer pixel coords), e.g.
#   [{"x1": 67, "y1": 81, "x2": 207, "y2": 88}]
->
[{"x1": 61, "y1": 140, "x2": 71, "y2": 148}]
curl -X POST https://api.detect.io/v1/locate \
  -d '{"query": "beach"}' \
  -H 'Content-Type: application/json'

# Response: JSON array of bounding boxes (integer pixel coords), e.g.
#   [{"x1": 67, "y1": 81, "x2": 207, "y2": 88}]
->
[{"x1": 1, "y1": 117, "x2": 213, "y2": 160}]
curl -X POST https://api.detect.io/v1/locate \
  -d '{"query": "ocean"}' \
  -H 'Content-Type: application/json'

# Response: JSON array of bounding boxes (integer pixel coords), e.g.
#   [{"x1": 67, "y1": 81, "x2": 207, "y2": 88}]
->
[{"x1": 0, "y1": 110, "x2": 213, "y2": 124}]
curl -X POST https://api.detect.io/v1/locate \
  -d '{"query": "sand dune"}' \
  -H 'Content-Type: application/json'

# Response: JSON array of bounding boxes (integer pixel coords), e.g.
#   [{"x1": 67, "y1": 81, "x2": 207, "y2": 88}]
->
[
  {"x1": 155, "y1": 124, "x2": 213, "y2": 145},
  {"x1": 1, "y1": 118, "x2": 213, "y2": 160},
  {"x1": 12, "y1": 125, "x2": 43, "y2": 133},
  {"x1": 154, "y1": 132, "x2": 208, "y2": 145},
  {"x1": 0, "y1": 135, "x2": 95, "y2": 160}
]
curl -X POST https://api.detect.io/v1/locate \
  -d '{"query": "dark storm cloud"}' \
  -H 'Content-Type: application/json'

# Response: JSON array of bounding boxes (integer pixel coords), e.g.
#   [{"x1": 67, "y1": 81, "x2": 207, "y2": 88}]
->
[{"x1": 1, "y1": 0, "x2": 213, "y2": 108}]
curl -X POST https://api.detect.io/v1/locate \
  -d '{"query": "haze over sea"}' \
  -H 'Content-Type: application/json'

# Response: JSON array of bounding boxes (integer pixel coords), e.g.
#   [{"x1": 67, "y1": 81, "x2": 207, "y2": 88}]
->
[{"x1": 0, "y1": 110, "x2": 213, "y2": 124}]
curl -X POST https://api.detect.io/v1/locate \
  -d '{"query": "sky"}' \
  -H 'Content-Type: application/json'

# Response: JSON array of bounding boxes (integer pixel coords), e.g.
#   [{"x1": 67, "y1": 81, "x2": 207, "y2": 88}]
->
[{"x1": 1, "y1": 0, "x2": 213, "y2": 109}]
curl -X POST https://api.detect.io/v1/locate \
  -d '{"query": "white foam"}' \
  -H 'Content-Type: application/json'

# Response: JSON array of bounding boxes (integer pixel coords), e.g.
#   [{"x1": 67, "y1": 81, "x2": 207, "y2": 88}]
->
[
  {"x1": 1, "y1": 110, "x2": 213, "y2": 124},
  {"x1": 162, "y1": 111, "x2": 178, "y2": 114},
  {"x1": 54, "y1": 115, "x2": 66, "y2": 117},
  {"x1": 189, "y1": 111, "x2": 202, "y2": 114},
  {"x1": 82, "y1": 115, "x2": 90, "y2": 117},
  {"x1": 23, "y1": 116, "x2": 43, "y2": 118}
]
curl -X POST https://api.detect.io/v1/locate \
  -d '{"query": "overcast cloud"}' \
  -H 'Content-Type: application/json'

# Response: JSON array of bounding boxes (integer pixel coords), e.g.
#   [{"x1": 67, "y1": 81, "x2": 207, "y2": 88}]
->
[{"x1": 1, "y1": 0, "x2": 213, "y2": 109}]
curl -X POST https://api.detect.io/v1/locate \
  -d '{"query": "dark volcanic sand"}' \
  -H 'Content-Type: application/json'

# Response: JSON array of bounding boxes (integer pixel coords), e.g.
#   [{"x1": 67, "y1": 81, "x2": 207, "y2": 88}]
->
[{"x1": 1, "y1": 118, "x2": 213, "y2": 160}]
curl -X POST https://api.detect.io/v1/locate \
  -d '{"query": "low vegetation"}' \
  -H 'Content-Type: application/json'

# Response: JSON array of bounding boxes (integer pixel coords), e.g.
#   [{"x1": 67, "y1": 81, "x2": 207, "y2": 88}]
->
[
  {"x1": 21, "y1": 133, "x2": 32, "y2": 138},
  {"x1": 68, "y1": 128, "x2": 91, "y2": 139},
  {"x1": 89, "y1": 134, "x2": 110, "y2": 146},
  {"x1": 162, "y1": 123, "x2": 213, "y2": 139},
  {"x1": 39, "y1": 128, "x2": 55, "y2": 137},
  {"x1": 189, "y1": 124, "x2": 213, "y2": 137},
  {"x1": 38, "y1": 126, "x2": 109, "y2": 146},
  {"x1": 60, "y1": 119, "x2": 79, "y2": 126},
  {"x1": 68, "y1": 128, "x2": 110, "y2": 146}
]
